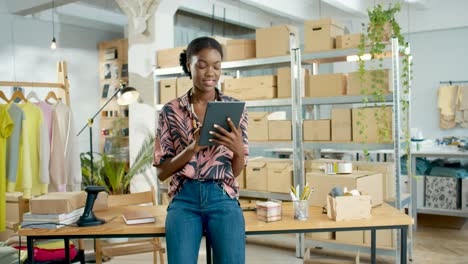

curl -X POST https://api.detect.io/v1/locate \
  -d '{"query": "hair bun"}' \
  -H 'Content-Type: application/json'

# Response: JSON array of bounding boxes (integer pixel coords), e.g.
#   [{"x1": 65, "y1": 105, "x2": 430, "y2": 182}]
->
[{"x1": 179, "y1": 50, "x2": 191, "y2": 78}]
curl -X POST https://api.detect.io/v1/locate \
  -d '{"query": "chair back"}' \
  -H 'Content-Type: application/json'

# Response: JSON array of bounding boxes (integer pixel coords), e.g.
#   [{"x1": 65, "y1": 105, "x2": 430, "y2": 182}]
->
[{"x1": 107, "y1": 187, "x2": 156, "y2": 207}]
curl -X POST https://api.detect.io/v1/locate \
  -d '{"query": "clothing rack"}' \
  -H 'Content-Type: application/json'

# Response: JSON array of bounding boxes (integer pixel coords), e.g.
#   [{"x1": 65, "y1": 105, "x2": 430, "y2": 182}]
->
[
  {"x1": 439, "y1": 80, "x2": 468, "y2": 85},
  {"x1": 0, "y1": 61, "x2": 70, "y2": 106}
]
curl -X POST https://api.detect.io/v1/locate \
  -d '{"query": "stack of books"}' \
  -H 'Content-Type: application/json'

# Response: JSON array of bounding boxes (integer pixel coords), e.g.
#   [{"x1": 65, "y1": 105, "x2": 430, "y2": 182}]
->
[{"x1": 21, "y1": 207, "x2": 84, "y2": 229}]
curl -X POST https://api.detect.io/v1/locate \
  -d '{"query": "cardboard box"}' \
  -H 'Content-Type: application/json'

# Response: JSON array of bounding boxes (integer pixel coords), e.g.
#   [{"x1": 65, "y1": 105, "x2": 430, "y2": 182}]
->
[
  {"x1": 256, "y1": 25, "x2": 298, "y2": 58},
  {"x1": 277, "y1": 67, "x2": 310, "y2": 98},
  {"x1": 327, "y1": 195, "x2": 371, "y2": 221},
  {"x1": 306, "y1": 73, "x2": 346, "y2": 97},
  {"x1": 355, "y1": 162, "x2": 395, "y2": 200},
  {"x1": 0, "y1": 222, "x2": 17, "y2": 241},
  {"x1": 225, "y1": 39, "x2": 256, "y2": 61},
  {"x1": 246, "y1": 160, "x2": 268, "y2": 191},
  {"x1": 336, "y1": 33, "x2": 362, "y2": 49},
  {"x1": 304, "y1": 159, "x2": 343, "y2": 173},
  {"x1": 364, "y1": 230, "x2": 394, "y2": 248},
  {"x1": 347, "y1": 69, "x2": 390, "y2": 96},
  {"x1": 223, "y1": 75, "x2": 277, "y2": 100},
  {"x1": 268, "y1": 120, "x2": 292, "y2": 141},
  {"x1": 352, "y1": 107, "x2": 393, "y2": 143},
  {"x1": 156, "y1": 46, "x2": 186, "y2": 68},
  {"x1": 303, "y1": 120, "x2": 331, "y2": 141},
  {"x1": 176, "y1": 77, "x2": 192, "y2": 97},
  {"x1": 267, "y1": 161, "x2": 293, "y2": 193},
  {"x1": 331, "y1": 108, "x2": 352, "y2": 141},
  {"x1": 304, "y1": 18, "x2": 345, "y2": 53},
  {"x1": 249, "y1": 112, "x2": 269, "y2": 141},
  {"x1": 335, "y1": 231, "x2": 365, "y2": 245},
  {"x1": 159, "y1": 79, "x2": 177, "y2": 104},
  {"x1": 30, "y1": 192, "x2": 86, "y2": 214},
  {"x1": 305, "y1": 232, "x2": 334, "y2": 240},
  {"x1": 6, "y1": 192, "x2": 29, "y2": 223},
  {"x1": 306, "y1": 170, "x2": 383, "y2": 207}
]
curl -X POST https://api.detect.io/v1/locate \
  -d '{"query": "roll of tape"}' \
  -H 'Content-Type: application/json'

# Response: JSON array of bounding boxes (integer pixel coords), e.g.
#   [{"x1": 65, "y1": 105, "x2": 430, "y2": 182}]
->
[{"x1": 337, "y1": 162, "x2": 353, "y2": 174}]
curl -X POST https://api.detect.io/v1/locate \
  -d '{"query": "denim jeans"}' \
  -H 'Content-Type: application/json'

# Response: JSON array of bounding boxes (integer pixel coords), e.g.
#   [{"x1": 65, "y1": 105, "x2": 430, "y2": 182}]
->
[{"x1": 165, "y1": 179, "x2": 246, "y2": 264}]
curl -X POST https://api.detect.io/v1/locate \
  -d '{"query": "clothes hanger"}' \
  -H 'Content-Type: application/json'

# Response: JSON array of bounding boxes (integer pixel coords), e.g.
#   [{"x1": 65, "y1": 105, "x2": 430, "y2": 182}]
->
[
  {"x1": 44, "y1": 91, "x2": 60, "y2": 104},
  {"x1": 0, "y1": 90, "x2": 9, "y2": 103},
  {"x1": 26, "y1": 90, "x2": 41, "y2": 102},
  {"x1": 9, "y1": 90, "x2": 28, "y2": 103}
]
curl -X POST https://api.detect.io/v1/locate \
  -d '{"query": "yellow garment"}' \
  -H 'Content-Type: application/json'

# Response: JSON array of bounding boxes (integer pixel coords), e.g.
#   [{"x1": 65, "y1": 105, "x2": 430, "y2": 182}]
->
[
  {"x1": 36, "y1": 240, "x2": 74, "y2": 250},
  {"x1": 0, "y1": 105, "x2": 14, "y2": 232},
  {"x1": 438, "y1": 85, "x2": 458, "y2": 116},
  {"x1": 16, "y1": 103, "x2": 47, "y2": 198}
]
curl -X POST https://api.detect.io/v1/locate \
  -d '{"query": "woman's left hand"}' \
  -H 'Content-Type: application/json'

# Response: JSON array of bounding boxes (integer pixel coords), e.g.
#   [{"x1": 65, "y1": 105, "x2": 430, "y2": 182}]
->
[{"x1": 209, "y1": 117, "x2": 244, "y2": 156}]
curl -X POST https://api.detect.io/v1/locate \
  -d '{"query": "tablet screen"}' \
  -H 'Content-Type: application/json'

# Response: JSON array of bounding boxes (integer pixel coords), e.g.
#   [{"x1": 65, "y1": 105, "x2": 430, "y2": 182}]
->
[{"x1": 198, "y1": 101, "x2": 245, "y2": 146}]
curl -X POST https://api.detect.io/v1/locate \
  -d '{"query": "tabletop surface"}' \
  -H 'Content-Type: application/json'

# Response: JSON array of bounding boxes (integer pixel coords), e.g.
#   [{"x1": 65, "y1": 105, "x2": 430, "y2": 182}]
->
[{"x1": 19, "y1": 203, "x2": 413, "y2": 237}]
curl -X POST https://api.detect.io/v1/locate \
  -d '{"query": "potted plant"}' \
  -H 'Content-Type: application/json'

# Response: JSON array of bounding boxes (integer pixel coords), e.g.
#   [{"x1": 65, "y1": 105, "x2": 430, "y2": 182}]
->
[{"x1": 81, "y1": 133, "x2": 156, "y2": 194}]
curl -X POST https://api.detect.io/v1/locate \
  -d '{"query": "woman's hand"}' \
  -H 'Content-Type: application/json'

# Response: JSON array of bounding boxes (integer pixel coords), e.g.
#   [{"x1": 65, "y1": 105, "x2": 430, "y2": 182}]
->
[
  {"x1": 188, "y1": 127, "x2": 208, "y2": 153},
  {"x1": 209, "y1": 117, "x2": 244, "y2": 156}
]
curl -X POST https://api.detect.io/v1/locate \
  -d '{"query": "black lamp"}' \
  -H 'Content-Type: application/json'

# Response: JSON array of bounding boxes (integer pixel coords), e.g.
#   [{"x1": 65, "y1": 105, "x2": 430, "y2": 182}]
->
[{"x1": 76, "y1": 83, "x2": 139, "y2": 227}]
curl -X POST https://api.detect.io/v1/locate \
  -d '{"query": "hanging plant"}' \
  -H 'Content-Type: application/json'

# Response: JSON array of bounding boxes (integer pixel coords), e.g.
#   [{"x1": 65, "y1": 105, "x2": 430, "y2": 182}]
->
[{"x1": 356, "y1": 2, "x2": 413, "y2": 164}]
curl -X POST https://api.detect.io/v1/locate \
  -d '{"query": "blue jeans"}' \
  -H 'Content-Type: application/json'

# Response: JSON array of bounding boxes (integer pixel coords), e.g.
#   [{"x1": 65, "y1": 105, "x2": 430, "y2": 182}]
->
[{"x1": 165, "y1": 179, "x2": 245, "y2": 264}]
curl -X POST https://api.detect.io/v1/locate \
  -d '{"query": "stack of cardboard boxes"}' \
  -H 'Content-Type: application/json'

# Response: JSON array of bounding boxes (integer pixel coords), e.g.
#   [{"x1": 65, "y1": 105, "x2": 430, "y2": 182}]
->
[
  {"x1": 1, "y1": 193, "x2": 29, "y2": 241},
  {"x1": 245, "y1": 158, "x2": 293, "y2": 194}
]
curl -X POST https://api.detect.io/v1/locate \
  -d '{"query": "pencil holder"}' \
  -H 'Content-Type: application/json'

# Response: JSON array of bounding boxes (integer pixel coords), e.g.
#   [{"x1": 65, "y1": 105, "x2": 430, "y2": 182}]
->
[{"x1": 293, "y1": 200, "x2": 309, "y2": 220}]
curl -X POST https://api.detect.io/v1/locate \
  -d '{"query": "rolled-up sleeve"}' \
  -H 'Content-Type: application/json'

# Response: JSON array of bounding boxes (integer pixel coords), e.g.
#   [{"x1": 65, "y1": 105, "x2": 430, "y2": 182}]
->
[
  {"x1": 240, "y1": 108, "x2": 249, "y2": 166},
  {"x1": 153, "y1": 106, "x2": 175, "y2": 167}
]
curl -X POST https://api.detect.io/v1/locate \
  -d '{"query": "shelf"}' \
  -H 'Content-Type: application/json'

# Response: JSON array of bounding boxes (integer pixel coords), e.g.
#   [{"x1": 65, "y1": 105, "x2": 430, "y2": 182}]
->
[
  {"x1": 301, "y1": 45, "x2": 393, "y2": 64},
  {"x1": 254, "y1": 142, "x2": 395, "y2": 151},
  {"x1": 239, "y1": 189, "x2": 291, "y2": 201},
  {"x1": 417, "y1": 207, "x2": 468, "y2": 218},
  {"x1": 385, "y1": 193, "x2": 411, "y2": 208}
]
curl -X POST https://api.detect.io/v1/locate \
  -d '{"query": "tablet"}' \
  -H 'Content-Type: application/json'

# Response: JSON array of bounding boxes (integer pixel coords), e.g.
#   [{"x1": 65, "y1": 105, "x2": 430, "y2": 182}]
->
[{"x1": 199, "y1": 101, "x2": 246, "y2": 146}]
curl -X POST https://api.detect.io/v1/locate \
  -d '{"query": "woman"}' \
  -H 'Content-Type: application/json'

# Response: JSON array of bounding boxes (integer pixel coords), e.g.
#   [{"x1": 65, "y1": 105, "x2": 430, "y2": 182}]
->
[{"x1": 153, "y1": 36, "x2": 248, "y2": 264}]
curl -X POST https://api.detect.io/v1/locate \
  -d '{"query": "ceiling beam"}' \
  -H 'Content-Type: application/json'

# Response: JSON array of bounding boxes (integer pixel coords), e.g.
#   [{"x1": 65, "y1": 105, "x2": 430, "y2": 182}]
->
[{"x1": 6, "y1": 0, "x2": 79, "y2": 16}]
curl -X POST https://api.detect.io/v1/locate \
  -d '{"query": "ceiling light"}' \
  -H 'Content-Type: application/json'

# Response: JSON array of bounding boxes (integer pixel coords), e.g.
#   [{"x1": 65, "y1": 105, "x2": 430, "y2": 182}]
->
[
  {"x1": 50, "y1": 0, "x2": 57, "y2": 50},
  {"x1": 346, "y1": 54, "x2": 372, "y2": 62}
]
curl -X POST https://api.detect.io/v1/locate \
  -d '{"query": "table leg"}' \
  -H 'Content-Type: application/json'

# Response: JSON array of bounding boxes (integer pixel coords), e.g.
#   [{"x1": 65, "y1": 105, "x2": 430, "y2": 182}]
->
[
  {"x1": 64, "y1": 238, "x2": 70, "y2": 263},
  {"x1": 371, "y1": 229, "x2": 376, "y2": 264},
  {"x1": 27, "y1": 237, "x2": 34, "y2": 264},
  {"x1": 401, "y1": 226, "x2": 408, "y2": 264},
  {"x1": 206, "y1": 237, "x2": 212, "y2": 264}
]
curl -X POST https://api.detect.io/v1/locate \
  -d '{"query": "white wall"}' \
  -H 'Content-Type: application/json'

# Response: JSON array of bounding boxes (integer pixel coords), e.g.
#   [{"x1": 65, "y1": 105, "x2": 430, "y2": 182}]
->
[
  {"x1": 0, "y1": 12, "x2": 123, "y2": 153},
  {"x1": 410, "y1": 27, "x2": 468, "y2": 139}
]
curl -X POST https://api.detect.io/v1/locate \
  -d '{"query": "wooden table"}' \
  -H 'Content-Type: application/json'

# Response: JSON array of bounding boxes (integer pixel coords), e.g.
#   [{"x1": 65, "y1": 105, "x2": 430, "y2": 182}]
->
[{"x1": 19, "y1": 203, "x2": 412, "y2": 264}]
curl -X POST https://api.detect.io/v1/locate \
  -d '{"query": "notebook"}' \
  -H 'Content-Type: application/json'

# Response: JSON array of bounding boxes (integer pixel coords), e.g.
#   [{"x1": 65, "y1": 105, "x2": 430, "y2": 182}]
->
[{"x1": 121, "y1": 208, "x2": 155, "y2": 225}]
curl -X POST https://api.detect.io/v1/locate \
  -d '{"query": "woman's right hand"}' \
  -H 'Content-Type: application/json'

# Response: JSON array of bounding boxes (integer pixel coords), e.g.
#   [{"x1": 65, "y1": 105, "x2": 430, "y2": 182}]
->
[{"x1": 189, "y1": 127, "x2": 208, "y2": 153}]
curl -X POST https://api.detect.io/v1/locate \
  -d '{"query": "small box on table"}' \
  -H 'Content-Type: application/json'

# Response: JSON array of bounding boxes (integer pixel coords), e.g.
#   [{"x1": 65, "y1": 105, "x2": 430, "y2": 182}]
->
[
  {"x1": 256, "y1": 200, "x2": 282, "y2": 222},
  {"x1": 327, "y1": 195, "x2": 371, "y2": 221}
]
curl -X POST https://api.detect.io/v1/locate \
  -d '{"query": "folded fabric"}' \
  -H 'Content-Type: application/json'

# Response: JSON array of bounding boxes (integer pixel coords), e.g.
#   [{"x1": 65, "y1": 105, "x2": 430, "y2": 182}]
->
[
  {"x1": 430, "y1": 166, "x2": 468, "y2": 179},
  {"x1": 14, "y1": 244, "x2": 77, "y2": 262},
  {"x1": 0, "y1": 242, "x2": 18, "y2": 264},
  {"x1": 36, "y1": 240, "x2": 74, "y2": 250}
]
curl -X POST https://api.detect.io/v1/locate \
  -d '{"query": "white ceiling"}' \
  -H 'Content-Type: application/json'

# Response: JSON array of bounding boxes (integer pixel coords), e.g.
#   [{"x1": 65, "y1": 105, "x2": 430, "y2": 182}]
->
[{"x1": 3, "y1": 0, "x2": 468, "y2": 35}]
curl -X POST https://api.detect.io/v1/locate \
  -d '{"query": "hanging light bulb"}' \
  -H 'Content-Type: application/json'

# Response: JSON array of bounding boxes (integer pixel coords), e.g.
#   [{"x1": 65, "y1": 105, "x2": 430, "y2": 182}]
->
[
  {"x1": 50, "y1": 0, "x2": 57, "y2": 50},
  {"x1": 51, "y1": 37, "x2": 57, "y2": 50}
]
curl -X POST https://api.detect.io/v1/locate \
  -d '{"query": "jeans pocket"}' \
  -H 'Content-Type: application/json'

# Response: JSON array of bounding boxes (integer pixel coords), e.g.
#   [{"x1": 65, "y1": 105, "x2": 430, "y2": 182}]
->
[{"x1": 214, "y1": 181, "x2": 225, "y2": 193}]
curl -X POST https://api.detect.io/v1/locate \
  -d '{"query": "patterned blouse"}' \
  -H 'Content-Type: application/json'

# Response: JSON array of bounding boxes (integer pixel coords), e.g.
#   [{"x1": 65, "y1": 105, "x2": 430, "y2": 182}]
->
[{"x1": 153, "y1": 88, "x2": 249, "y2": 199}]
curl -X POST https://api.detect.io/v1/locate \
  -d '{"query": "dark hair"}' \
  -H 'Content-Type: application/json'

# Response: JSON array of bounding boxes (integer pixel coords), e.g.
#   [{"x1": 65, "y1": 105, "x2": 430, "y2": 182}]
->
[{"x1": 179, "y1": 37, "x2": 223, "y2": 79}]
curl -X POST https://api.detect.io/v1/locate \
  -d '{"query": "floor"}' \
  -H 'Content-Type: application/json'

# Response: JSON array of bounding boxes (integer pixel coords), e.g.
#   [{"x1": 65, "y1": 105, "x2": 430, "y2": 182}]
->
[{"x1": 97, "y1": 217, "x2": 468, "y2": 264}]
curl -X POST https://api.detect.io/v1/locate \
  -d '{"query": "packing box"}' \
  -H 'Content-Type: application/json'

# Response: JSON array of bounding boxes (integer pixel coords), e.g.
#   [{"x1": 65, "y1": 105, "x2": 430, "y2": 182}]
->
[
  {"x1": 364, "y1": 230, "x2": 394, "y2": 248},
  {"x1": 352, "y1": 107, "x2": 393, "y2": 143},
  {"x1": 355, "y1": 162, "x2": 395, "y2": 200},
  {"x1": 335, "y1": 231, "x2": 365, "y2": 245},
  {"x1": 0, "y1": 222, "x2": 18, "y2": 241},
  {"x1": 306, "y1": 73, "x2": 346, "y2": 97},
  {"x1": 176, "y1": 77, "x2": 192, "y2": 97},
  {"x1": 159, "y1": 79, "x2": 177, "y2": 104},
  {"x1": 303, "y1": 120, "x2": 331, "y2": 141},
  {"x1": 256, "y1": 25, "x2": 299, "y2": 58},
  {"x1": 304, "y1": 18, "x2": 345, "y2": 53},
  {"x1": 225, "y1": 39, "x2": 256, "y2": 61},
  {"x1": 425, "y1": 175, "x2": 459, "y2": 210},
  {"x1": 305, "y1": 232, "x2": 334, "y2": 240},
  {"x1": 6, "y1": 192, "x2": 29, "y2": 223},
  {"x1": 347, "y1": 69, "x2": 390, "y2": 96},
  {"x1": 331, "y1": 108, "x2": 352, "y2": 141},
  {"x1": 156, "y1": 47, "x2": 185, "y2": 68},
  {"x1": 277, "y1": 67, "x2": 310, "y2": 98},
  {"x1": 306, "y1": 170, "x2": 383, "y2": 207},
  {"x1": 336, "y1": 33, "x2": 362, "y2": 49},
  {"x1": 267, "y1": 161, "x2": 293, "y2": 193},
  {"x1": 268, "y1": 120, "x2": 292, "y2": 141},
  {"x1": 327, "y1": 194, "x2": 372, "y2": 221},
  {"x1": 246, "y1": 160, "x2": 268, "y2": 191},
  {"x1": 223, "y1": 75, "x2": 277, "y2": 100},
  {"x1": 248, "y1": 112, "x2": 269, "y2": 141},
  {"x1": 304, "y1": 159, "x2": 343, "y2": 173},
  {"x1": 30, "y1": 192, "x2": 86, "y2": 214}
]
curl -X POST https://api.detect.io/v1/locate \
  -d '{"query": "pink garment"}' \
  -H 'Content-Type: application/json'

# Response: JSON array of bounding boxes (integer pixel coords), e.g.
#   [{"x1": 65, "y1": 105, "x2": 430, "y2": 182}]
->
[
  {"x1": 153, "y1": 89, "x2": 249, "y2": 199},
  {"x1": 34, "y1": 102, "x2": 54, "y2": 141},
  {"x1": 15, "y1": 244, "x2": 77, "y2": 262}
]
